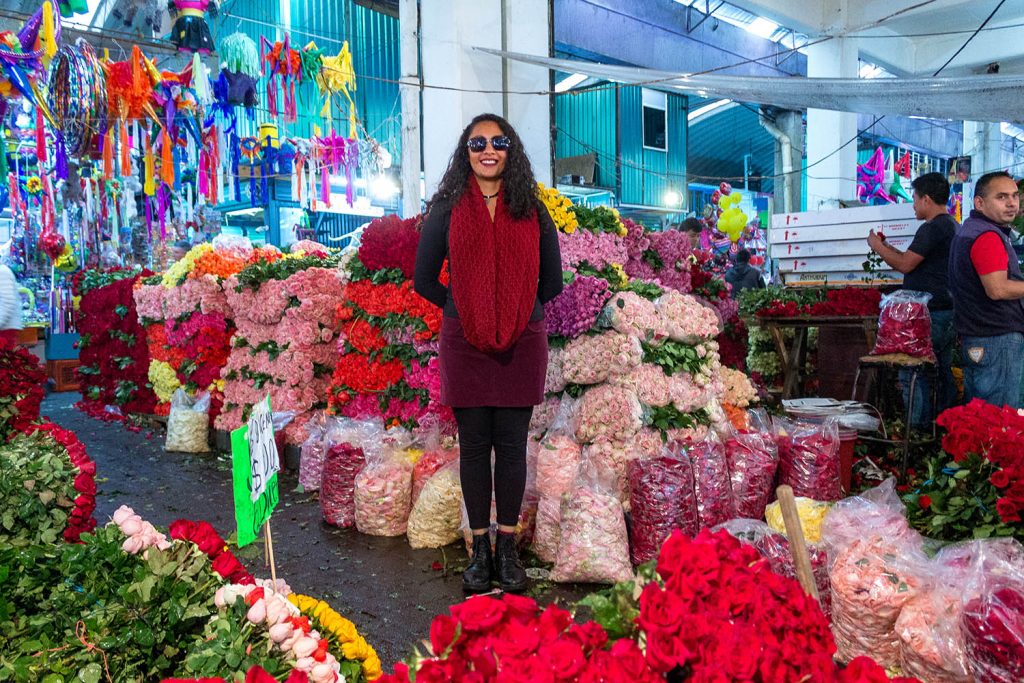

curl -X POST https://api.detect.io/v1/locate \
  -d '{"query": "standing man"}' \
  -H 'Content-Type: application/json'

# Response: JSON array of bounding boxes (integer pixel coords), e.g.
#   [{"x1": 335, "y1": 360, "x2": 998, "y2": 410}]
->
[
  {"x1": 724, "y1": 249, "x2": 765, "y2": 298},
  {"x1": 947, "y1": 171, "x2": 1023, "y2": 408},
  {"x1": 867, "y1": 172, "x2": 957, "y2": 424}
]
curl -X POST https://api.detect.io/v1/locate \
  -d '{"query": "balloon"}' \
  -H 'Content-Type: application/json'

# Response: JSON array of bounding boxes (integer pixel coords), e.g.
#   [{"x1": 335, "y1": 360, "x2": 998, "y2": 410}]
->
[
  {"x1": 719, "y1": 182, "x2": 732, "y2": 195},
  {"x1": 711, "y1": 189, "x2": 721, "y2": 205},
  {"x1": 39, "y1": 231, "x2": 65, "y2": 260},
  {"x1": 54, "y1": 242, "x2": 77, "y2": 272},
  {"x1": 732, "y1": 191, "x2": 743, "y2": 203}
]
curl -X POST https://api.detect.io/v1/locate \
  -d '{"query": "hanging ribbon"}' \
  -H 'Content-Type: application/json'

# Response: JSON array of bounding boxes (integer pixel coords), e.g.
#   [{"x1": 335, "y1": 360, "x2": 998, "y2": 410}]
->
[
  {"x1": 102, "y1": 126, "x2": 114, "y2": 179},
  {"x1": 160, "y1": 128, "x2": 174, "y2": 186},
  {"x1": 35, "y1": 107, "x2": 47, "y2": 163},
  {"x1": 144, "y1": 131, "x2": 156, "y2": 196},
  {"x1": 119, "y1": 122, "x2": 131, "y2": 176}
]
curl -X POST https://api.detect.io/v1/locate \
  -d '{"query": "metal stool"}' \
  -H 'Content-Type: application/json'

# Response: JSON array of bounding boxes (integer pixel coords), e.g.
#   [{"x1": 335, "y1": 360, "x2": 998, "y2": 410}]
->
[{"x1": 850, "y1": 353, "x2": 937, "y2": 478}]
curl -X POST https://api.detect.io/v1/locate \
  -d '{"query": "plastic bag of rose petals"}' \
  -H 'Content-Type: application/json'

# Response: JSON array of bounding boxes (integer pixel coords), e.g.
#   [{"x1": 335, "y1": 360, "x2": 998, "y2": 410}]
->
[
  {"x1": 773, "y1": 416, "x2": 841, "y2": 501},
  {"x1": 320, "y1": 419, "x2": 382, "y2": 527},
  {"x1": 407, "y1": 460, "x2": 463, "y2": 549},
  {"x1": 298, "y1": 411, "x2": 329, "y2": 491},
  {"x1": 550, "y1": 460, "x2": 633, "y2": 584},
  {"x1": 957, "y1": 540, "x2": 1024, "y2": 683},
  {"x1": 686, "y1": 431, "x2": 736, "y2": 530},
  {"x1": 354, "y1": 441, "x2": 414, "y2": 536},
  {"x1": 715, "y1": 518, "x2": 832, "y2": 619},
  {"x1": 627, "y1": 445, "x2": 698, "y2": 566},
  {"x1": 724, "y1": 410, "x2": 778, "y2": 519},
  {"x1": 411, "y1": 441, "x2": 459, "y2": 507},
  {"x1": 871, "y1": 289, "x2": 935, "y2": 359},
  {"x1": 821, "y1": 480, "x2": 929, "y2": 667},
  {"x1": 165, "y1": 389, "x2": 211, "y2": 453}
]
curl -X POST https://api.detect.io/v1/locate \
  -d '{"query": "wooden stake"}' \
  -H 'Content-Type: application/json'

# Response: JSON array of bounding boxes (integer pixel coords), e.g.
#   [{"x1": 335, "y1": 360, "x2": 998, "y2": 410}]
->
[
  {"x1": 775, "y1": 484, "x2": 821, "y2": 604},
  {"x1": 264, "y1": 520, "x2": 278, "y2": 586}
]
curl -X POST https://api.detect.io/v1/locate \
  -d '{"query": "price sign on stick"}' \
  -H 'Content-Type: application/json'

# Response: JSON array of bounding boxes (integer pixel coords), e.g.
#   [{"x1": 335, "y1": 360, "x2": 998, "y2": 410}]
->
[
  {"x1": 247, "y1": 396, "x2": 280, "y2": 502},
  {"x1": 230, "y1": 395, "x2": 280, "y2": 550}
]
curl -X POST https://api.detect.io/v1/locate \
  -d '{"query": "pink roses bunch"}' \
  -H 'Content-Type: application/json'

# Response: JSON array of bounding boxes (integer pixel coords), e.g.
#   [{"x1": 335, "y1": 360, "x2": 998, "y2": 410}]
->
[
  {"x1": 575, "y1": 384, "x2": 643, "y2": 443},
  {"x1": 657, "y1": 290, "x2": 722, "y2": 341},
  {"x1": 561, "y1": 331, "x2": 642, "y2": 385},
  {"x1": 557, "y1": 229, "x2": 629, "y2": 272}
]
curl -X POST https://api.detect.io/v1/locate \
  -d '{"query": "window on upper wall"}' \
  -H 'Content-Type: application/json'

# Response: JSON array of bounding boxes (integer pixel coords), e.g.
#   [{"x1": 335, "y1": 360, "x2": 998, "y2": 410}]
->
[{"x1": 642, "y1": 89, "x2": 667, "y2": 151}]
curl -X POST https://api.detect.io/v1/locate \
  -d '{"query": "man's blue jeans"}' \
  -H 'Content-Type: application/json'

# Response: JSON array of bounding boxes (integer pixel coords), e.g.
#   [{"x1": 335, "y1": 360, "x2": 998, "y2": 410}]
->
[
  {"x1": 900, "y1": 309, "x2": 957, "y2": 427},
  {"x1": 961, "y1": 332, "x2": 1024, "y2": 409}
]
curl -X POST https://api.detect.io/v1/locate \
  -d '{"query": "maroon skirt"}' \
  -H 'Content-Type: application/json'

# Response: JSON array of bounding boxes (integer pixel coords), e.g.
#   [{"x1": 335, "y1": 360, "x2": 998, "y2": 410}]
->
[{"x1": 439, "y1": 316, "x2": 548, "y2": 408}]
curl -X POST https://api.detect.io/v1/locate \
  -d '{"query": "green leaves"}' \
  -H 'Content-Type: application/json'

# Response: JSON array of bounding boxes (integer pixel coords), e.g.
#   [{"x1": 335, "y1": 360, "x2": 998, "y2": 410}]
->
[
  {"x1": 235, "y1": 253, "x2": 341, "y2": 292},
  {"x1": 0, "y1": 432, "x2": 78, "y2": 548},
  {"x1": 641, "y1": 339, "x2": 709, "y2": 377}
]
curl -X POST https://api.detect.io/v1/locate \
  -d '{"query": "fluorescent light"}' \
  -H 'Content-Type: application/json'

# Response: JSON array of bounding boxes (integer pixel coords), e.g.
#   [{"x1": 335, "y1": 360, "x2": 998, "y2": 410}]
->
[
  {"x1": 688, "y1": 99, "x2": 732, "y2": 122},
  {"x1": 371, "y1": 176, "x2": 398, "y2": 200},
  {"x1": 664, "y1": 190, "x2": 682, "y2": 207},
  {"x1": 555, "y1": 73, "x2": 588, "y2": 93},
  {"x1": 747, "y1": 17, "x2": 778, "y2": 39}
]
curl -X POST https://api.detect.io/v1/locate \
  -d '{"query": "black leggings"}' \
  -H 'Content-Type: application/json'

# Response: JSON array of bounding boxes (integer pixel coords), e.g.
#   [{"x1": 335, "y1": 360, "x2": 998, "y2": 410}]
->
[{"x1": 454, "y1": 406, "x2": 534, "y2": 530}]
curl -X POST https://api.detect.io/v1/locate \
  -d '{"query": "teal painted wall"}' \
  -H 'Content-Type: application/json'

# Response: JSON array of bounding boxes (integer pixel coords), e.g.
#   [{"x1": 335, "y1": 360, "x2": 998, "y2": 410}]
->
[{"x1": 555, "y1": 85, "x2": 687, "y2": 208}]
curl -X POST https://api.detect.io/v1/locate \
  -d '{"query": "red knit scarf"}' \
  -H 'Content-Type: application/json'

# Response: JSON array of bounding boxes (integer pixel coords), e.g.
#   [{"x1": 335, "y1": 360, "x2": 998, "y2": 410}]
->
[{"x1": 449, "y1": 180, "x2": 540, "y2": 353}]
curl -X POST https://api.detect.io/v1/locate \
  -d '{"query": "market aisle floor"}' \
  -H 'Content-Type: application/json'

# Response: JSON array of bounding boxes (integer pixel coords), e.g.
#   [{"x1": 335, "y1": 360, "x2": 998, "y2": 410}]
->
[{"x1": 41, "y1": 392, "x2": 591, "y2": 667}]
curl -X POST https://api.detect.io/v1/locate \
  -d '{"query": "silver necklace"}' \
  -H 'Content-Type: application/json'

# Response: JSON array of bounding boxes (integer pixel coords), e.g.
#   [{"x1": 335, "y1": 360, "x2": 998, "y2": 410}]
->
[{"x1": 481, "y1": 190, "x2": 499, "y2": 200}]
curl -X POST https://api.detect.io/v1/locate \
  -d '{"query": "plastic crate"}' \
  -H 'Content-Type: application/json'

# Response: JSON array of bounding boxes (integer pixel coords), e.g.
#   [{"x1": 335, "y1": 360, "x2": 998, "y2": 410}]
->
[
  {"x1": 45, "y1": 333, "x2": 80, "y2": 360},
  {"x1": 47, "y1": 359, "x2": 81, "y2": 392}
]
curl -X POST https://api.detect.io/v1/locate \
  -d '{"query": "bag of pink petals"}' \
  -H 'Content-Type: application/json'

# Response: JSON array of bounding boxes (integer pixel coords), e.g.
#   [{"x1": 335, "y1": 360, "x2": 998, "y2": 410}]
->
[
  {"x1": 716, "y1": 518, "x2": 832, "y2": 620},
  {"x1": 298, "y1": 411, "x2": 329, "y2": 491},
  {"x1": 354, "y1": 435, "x2": 414, "y2": 537},
  {"x1": 686, "y1": 430, "x2": 736, "y2": 530},
  {"x1": 774, "y1": 416, "x2": 841, "y2": 501},
  {"x1": 411, "y1": 426, "x2": 459, "y2": 506},
  {"x1": 320, "y1": 419, "x2": 382, "y2": 528},
  {"x1": 894, "y1": 540, "x2": 1022, "y2": 683},
  {"x1": 627, "y1": 444, "x2": 698, "y2": 566},
  {"x1": 724, "y1": 409, "x2": 779, "y2": 519},
  {"x1": 550, "y1": 459, "x2": 633, "y2": 584},
  {"x1": 533, "y1": 399, "x2": 583, "y2": 562},
  {"x1": 958, "y1": 539, "x2": 1024, "y2": 683},
  {"x1": 821, "y1": 479, "x2": 929, "y2": 667}
]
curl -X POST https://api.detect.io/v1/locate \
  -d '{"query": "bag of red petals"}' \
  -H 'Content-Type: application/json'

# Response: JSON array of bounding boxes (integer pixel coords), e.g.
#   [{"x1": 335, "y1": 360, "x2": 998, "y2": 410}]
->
[
  {"x1": 320, "y1": 419, "x2": 382, "y2": 528},
  {"x1": 627, "y1": 444, "x2": 698, "y2": 566},
  {"x1": 298, "y1": 411, "x2": 329, "y2": 491},
  {"x1": 773, "y1": 416, "x2": 841, "y2": 502},
  {"x1": 724, "y1": 409, "x2": 779, "y2": 519},
  {"x1": 871, "y1": 289, "x2": 935, "y2": 359},
  {"x1": 687, "y1": 430, "x2": 736, "y2": 530},
  {"x1": 959, "y1": 540, "x2": 1024, "y2": 683}
]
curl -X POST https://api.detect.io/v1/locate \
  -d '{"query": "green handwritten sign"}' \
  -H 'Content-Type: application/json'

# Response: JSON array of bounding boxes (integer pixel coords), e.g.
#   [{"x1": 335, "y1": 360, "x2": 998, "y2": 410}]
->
[{"x1": 231, "y1": 423, "x2": 279, "y2": 548}]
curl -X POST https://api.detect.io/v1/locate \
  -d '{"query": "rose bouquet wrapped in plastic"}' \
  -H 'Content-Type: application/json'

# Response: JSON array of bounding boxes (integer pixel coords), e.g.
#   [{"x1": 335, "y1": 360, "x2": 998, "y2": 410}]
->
[
  {"x1": 561, "y1": 331, "x2": 642, "y2": 385},
  {"x1": 871, "y1": 289, "x2": 935, "y2": 359},
  {"x1": 575, "y1": 384, "x2": 643, "y2": 443},
  {"x1": 550, "y1": 460, "x2": 633, "y2": 584},
  {"x1": 407, "y1": 460, "x2": 463, "y2": 549},
  {"x1": 628, "y1": 446, "x2": 698, "y2": 565},
  {"x1": 774, "y1": 416, "x2": 842, "y2": 501},
  {"x1": 687, "y1": 431, "x2": 736, "y2": 530},
  {"x1": 607, "y1": 291, "x2": 664, "y2": 340},
  {"x1": 545, "y1": 275, "x2": 612, "y2": 339},
  {"x1": 656, "y1": 290, "x2": 722, "y2": 342},
  {"x1": 611, "y1": 363, "x2": 672, "y2": 407}
]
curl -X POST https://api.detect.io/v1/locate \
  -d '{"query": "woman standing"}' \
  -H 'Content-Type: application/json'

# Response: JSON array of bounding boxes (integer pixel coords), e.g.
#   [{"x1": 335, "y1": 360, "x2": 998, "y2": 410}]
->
[{"x1": 414, "y1": 113, "x2": 562, "y2": 593}]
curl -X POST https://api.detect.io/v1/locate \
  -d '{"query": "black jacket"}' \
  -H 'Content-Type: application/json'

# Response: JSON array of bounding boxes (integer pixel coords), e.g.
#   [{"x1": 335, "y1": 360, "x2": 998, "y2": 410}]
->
[{"x1": 725, "y1": 263, "x2": 764, "y2": 298}]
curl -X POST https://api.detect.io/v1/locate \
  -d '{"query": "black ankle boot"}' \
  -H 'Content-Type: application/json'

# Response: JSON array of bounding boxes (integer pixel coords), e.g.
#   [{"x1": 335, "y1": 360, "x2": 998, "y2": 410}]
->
[
  {"x1": 494, "y1": 531, "x2": 527, "y2": 593},
  {"x1": 463, "y1": 534, "x2": 494, "y2": 593}
]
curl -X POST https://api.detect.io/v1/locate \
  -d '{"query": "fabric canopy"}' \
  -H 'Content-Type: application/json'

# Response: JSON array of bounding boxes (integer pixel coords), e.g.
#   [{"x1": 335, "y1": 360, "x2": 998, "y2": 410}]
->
[{"x1": 481, "y1": 48, "x2": 1024, "y2": 124}]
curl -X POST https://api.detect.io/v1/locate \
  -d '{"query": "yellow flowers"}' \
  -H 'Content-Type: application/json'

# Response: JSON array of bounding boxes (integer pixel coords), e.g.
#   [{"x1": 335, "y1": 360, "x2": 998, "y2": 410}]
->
[
  {"x1": 288, "y1": 593, "x2": 383, "y2": 681},
  {"x1": 536, "y1": 182, "x2": 579, "y2": 235},
  {"x1": 148, "y1": 360, "x2": 181, "y2": 403},
  {"x1": 25, "y1": 175, "x2": 42, "y2": 195},
  {"x1": 162, "y1": 243, "x2": 213, "y2": 287},
  {"x1": 610, "y1": 263, "x2": 629, "y2": 288}
]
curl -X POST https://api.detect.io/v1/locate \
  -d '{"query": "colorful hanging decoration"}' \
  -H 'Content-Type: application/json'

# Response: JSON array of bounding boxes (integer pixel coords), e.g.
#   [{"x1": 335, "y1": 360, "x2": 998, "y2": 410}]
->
[
  {"x1": 317, "y1": 41, "x2": 358, "y2": 137},
  {"x1": 856, "y1": 147, "x2": 894, "y2": 205},
  {"x1": 105, "y1": 45, "x2": 158, "y2": 122},
  {"x1": 46, "y1": 40, "x2": 106, "y2": 178},
  {"x1": 168, "y1": 0, "x2": 218, "y2": 55},
  {"x1": 261, "y1": 35, "x2": 301, "y2": 121},
  {"x1": 893, "y1": 150, "x2": 911, "y2": 179},
  {"x1": 0, "y1": 0, "x2": 61, "y2": 113}
]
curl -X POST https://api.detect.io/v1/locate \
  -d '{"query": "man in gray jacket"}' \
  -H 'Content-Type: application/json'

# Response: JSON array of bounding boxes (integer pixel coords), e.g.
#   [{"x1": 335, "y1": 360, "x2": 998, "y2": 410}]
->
[{"x1": 725, "y1": 249, "x2": 764, "y2": 298}]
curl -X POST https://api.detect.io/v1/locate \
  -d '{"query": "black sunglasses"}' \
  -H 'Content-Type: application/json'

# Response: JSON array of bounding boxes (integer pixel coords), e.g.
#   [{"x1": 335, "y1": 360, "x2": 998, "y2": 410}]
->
[{"x1": 466, "y1": 135, "x2": 511, "y2": 153}]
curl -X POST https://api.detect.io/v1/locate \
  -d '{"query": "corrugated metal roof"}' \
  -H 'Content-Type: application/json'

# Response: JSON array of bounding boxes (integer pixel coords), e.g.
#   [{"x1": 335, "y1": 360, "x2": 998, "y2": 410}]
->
[{"x1": 687, "y1": 100, "x2": 776, "y2": 193}]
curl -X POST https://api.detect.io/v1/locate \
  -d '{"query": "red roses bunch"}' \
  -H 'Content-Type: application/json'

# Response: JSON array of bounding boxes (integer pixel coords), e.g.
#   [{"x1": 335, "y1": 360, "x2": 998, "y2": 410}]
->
[
  {"x1": 755, "y1": 288, "x2": 882, "y2": 319},
  {"x1": 357, "y1": 214, "x2": 421, "y2": 278},
  {"x1": 76, "y1": 269, "x2": 158, "y2": 415},
  {"x1": 936, "y1": 400, "x2": 1024, "y2": 525},
  {"x1": 380, "y1": 593, "x2": 660, "y2": 683},
  {"x1": 0, "y1": 342, "x2": 47, "y2": 439},
  {"x1": 638, "y1": 529, "x2": 916, "y2": 683},
  {"x1": 23, "y1": 420, "x2": 98, "y2": 542},
  {"x1": 169, "y1": 518, "x2": 255, "y2": 585}
]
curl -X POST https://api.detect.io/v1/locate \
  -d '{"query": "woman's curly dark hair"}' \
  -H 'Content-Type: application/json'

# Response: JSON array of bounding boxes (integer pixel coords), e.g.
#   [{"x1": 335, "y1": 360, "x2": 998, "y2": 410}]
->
[{"x1": 426, "y1": 113, "x2": 538, "y2": 220}]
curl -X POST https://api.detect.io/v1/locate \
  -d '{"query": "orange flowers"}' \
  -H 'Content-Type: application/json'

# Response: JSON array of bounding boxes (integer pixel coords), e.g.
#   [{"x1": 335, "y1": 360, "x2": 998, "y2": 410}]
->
[{"x1": 189, "y1": 250, "x2": 247, "y2": 281}]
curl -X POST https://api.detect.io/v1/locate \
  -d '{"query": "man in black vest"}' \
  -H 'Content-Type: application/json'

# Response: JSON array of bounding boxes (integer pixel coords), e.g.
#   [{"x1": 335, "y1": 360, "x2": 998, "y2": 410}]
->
[
  {"x1": 948, "y1": 171, "x2": 1024, "y2": 408},
  {"x1": 867, "y1": 172, "x2": 957, "y2": 425}
]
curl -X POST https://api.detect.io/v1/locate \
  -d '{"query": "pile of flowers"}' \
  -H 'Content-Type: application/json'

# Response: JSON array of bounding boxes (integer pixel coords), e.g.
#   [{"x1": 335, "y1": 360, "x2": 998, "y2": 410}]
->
[
  {"x1": 327, "y1": 214, "x2": 453, "y2": 432},
  {"x1": 135, "y1": 241, "x2": 249, "y2": 417},
  {"x1": 74, "y1": 267, "x2": 158, "y2": 415},
  {"x1": 0, "y1": 420, "x2": 97, "y2": 545},
  {"x1": 0, "y1": 341, "x2": 46, "y2": 439},
  {"x1": 216, "y1": 244, "x2": 344, "y2": 444},
  {"x1": 740, "y1": 285, "x2": 882, "y2": 319},
  {"x1": 905, "y1": 399, "x2": 1024, "y2": 540}
]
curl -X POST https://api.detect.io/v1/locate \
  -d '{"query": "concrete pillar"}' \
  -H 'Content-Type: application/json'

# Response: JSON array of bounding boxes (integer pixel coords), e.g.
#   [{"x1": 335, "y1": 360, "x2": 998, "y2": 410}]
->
[
  {"x1": 762, "y1": 108, "x2": 803, "y2": 214},
  {"x1": 804, "y1": 37, "x2": 858, "y2": 210},
  {"x1": 419, "y1": 0, "x2": 552, "y2": 199},
  {"x1": 962, "y1": 121, "x2": 1004, "y2": 180},
  {"x1": 399, "y1": 0, "x2": 422, "y2": 218}
]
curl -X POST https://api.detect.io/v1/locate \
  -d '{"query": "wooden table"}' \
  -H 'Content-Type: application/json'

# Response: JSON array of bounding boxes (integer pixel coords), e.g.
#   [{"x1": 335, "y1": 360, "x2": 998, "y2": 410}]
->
[{"x1": 753, "y1": 315, "x2": 879, "y2": 399}]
